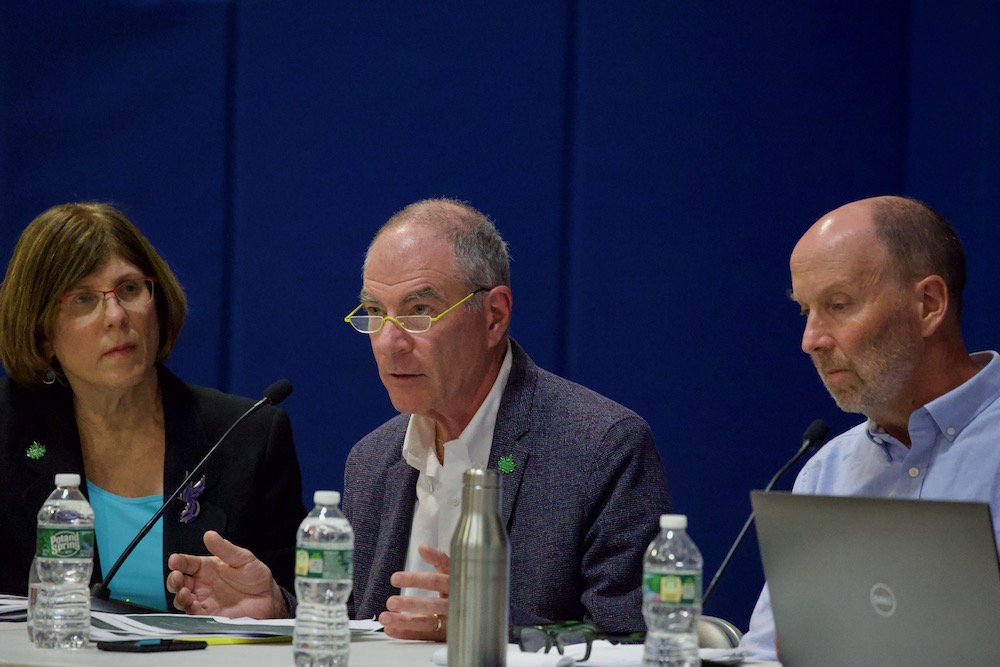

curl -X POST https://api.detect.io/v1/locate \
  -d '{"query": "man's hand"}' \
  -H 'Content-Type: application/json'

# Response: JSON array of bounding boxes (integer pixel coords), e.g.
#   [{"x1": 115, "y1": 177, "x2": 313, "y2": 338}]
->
[
  {"x1": 166, "y1": 530, "x2": 287, "y2": 619},
  {"x1": 379, "y1": 544, "x2": 450, "y2": 641}
]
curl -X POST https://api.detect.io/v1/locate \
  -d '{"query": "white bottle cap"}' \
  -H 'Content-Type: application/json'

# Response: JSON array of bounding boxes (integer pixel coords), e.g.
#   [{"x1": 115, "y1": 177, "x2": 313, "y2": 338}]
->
[
  {"x1": 660, "y1": 514, "x2": 687, "y2": 529},
  {"x1": 55, "y1": 473, "x2": 81, "y2": 488},
  {"x1": 314, "y1": 490, "x2": 340, "y2": 506}
]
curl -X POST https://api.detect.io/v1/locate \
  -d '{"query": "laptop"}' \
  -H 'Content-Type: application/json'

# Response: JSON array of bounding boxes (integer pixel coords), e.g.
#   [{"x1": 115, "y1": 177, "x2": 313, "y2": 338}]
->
[{"x1": 751, "y1": 491, "x2": 1000, "y2": 667}]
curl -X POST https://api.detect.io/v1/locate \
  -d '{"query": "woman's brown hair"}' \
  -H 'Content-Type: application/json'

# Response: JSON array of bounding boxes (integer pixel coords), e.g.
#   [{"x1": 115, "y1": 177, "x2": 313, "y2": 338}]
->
[{"x1": 0, "y1": 202, "x2": 187, "y2": 387}]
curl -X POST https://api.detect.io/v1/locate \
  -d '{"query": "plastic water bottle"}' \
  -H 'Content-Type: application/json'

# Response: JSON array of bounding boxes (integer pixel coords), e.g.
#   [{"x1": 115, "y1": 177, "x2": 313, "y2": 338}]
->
[
  {"x1": 33, "y1": 473, "x2": 95, "y2": 649},
  {"x1": 642, "y1": 514, "x2": 703, "y2": 667},
  {"x1": 293, "y1": 490, "x2": 353, "y2": 667},
  {"x1": 26, "y1": 556, "x2": 40, "y2": 643}
]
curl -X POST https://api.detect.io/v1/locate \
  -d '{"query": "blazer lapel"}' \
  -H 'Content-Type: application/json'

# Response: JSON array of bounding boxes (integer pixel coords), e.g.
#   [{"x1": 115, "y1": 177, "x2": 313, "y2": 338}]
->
[
  {"x1": 20, "y1": 384, "x2": 84, "y2": 491},
  {"x1": 361, "y1": 458, "x2": 418, "y2": 617},
  {"x1": 489, "y1": 340, "x2": 536, "y2": 527},
  {"x1": 161, "y1": 371, "x2": 224, "y2": 557},
  {"x1": 16, "y1": 385, "x2": 94, "y2": 577},
  {"x1": 21, "y1": 413, "x2": 85, "y2": 506}
]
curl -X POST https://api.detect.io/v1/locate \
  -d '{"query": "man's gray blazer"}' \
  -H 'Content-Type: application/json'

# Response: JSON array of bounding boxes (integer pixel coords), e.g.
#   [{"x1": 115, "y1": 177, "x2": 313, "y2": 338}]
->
[{"x1": 343, "y1": 340, "x2": 670, "y2": 632}]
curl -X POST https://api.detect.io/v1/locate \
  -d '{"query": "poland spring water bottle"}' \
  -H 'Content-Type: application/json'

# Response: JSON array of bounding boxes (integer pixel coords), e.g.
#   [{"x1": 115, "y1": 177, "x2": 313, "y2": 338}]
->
[
  {"x1": 642, "y1": 514, "x2": 703, "y2": 667},
  {"x1": 26, "y1": 556, "x2": 40, "y2": 643},
  {"x1": 293, "y1": 490, "x2": 353, "y2": 667},
  {"x1": 33, "y1": 473, "x2": 95, "y2": 649}
]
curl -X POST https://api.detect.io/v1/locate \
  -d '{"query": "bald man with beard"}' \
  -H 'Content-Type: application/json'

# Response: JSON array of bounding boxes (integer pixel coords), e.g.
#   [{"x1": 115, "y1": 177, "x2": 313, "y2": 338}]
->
[{"x1": 740, "y1": 195, "x2": 1000, "y2": 660}]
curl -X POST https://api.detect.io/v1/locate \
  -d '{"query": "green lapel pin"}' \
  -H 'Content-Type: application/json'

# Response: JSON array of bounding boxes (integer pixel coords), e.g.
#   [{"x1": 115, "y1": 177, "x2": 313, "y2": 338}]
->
[
  {"x1": 498, "y1": 454, "x2": 515, "y2": 474},
  {"x1": 26, "y1": 441, "x2": 46, "y2": 460}
]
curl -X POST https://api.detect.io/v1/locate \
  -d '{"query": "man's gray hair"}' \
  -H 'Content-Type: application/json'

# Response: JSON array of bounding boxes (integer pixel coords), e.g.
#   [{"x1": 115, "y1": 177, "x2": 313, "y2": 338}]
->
[
  {"x1": 365, "y1": 198, "x2": 511, "y2": 292},
  {"x1": 870, "y1": 196, "x2": 966, "y2": 317}
]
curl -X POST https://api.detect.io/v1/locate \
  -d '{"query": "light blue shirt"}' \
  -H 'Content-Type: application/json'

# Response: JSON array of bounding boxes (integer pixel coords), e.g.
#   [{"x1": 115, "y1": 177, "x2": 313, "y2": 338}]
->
[
  {"x1": 87, "y1": 482, "x2": 166, "y2": 611},
  {"x1": 741, "y1": 351, "x2": 1000, "y2": 660}
]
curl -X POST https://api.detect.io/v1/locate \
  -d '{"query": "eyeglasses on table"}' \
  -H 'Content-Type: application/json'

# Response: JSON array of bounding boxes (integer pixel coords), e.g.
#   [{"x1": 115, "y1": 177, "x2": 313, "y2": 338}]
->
[{"x1": 514, "y1": 621, "x2": 645, "y2": 662}]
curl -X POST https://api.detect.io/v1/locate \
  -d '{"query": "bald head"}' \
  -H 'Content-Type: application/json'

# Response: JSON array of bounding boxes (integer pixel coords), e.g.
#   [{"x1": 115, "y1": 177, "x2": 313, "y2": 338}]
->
[
  {"x1": 795, "y1": 196, "x2": 965, "y2": 319},
  {"x1": 364, "y1": 198, "x2": 510, "y2": 291},
  {"x1": 789, "y1": 196, "x2": 977, "y2": 436},
  {"x1": 794, "y1": 197, "x2": 881, "y2": 265}
]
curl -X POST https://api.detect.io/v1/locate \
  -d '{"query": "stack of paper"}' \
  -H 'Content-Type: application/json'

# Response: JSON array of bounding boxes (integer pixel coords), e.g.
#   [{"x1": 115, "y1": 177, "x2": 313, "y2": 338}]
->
[
  {"x1": 90, "y1": 612, "x2": 297, "y2": 644},
  {"x1": 0, "y1": 595, "x2": 28, "y2": 622},
  {"x1": 90, "y1": 613, "x2": 383, "y2": 645}
]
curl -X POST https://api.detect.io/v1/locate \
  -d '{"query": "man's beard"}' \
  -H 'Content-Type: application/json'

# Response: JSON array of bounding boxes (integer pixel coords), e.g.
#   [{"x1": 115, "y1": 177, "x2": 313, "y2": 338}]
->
[{"x1": 812, "y1": 318, "x2": 918, "y2": 417}]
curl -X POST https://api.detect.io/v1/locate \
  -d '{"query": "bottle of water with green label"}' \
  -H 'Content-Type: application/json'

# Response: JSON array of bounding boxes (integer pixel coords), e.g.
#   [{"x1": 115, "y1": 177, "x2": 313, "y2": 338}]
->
[
  {"x1": 33, "y1": 473, "x2": 95, "y2": 649},
  {"x1": 25, "y1": 555, "x2": 40, "y2": 643},
  {"x1": 642, "y1": 514, "x2": 703, "y2": 667},
  {"x1": 293, "y1": 490, "x2": 353, "y2": 667}
]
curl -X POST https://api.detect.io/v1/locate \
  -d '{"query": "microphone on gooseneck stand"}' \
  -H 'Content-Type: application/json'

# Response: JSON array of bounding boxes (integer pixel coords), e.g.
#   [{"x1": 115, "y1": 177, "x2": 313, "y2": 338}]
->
[
  {"x1": 701, "y1": 419, "x2": 829, "y2": 606},
  {"x1": 89, "y1": 379, "x2": 294, "y2": 614}
]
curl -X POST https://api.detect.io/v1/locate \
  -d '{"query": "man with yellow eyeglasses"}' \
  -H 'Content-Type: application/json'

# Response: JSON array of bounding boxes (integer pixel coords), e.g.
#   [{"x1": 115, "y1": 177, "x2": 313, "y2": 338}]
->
[{"x1": 167, "y1": 198, "x2": 670, "y2": 641}]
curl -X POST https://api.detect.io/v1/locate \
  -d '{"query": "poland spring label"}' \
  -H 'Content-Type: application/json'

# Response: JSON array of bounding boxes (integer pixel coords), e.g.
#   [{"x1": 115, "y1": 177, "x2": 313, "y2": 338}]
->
[
  {"x1": 296, "y1": 547, "x2": 353, "y2": 580},
  {"x1": 643, "y1": 572, "x2": 701, "y2": 605},
  {"x1": 37, "y1": 528, "x2": 95, "y2": 559}
]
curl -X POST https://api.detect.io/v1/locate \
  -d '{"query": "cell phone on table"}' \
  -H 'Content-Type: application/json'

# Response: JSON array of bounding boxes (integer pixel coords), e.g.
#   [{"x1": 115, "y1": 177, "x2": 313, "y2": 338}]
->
[{"x1": 97, "y1": 638, "x2": 208, "y2": 652}]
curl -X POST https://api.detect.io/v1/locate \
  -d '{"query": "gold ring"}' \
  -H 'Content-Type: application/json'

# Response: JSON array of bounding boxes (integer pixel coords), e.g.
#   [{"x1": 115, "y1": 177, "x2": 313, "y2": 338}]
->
[{"x1": 433, "y1": 613, "x2": 443, "y2": 632}]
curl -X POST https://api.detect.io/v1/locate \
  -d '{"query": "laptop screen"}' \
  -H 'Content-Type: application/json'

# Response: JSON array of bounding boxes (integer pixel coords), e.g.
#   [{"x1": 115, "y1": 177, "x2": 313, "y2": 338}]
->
[{"x1": 752, "y1": 492, "x2": 1000, "y2": 667}]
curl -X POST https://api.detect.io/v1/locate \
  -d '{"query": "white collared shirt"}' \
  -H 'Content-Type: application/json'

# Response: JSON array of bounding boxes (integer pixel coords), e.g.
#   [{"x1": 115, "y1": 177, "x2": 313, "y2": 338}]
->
[{"x1": 399, "y1": 342, "x2": 513, "y2": 597}]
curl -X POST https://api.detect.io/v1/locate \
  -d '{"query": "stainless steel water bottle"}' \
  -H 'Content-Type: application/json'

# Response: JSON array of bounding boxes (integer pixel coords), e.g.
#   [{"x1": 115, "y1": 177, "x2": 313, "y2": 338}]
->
[{"x1": 448, "y1": 467, "x2": 510, "y2": 667}]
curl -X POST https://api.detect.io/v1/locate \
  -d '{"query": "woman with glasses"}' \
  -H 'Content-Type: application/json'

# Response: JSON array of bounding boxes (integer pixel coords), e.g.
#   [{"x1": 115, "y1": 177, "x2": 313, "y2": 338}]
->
[{"x1": 0, "y1": 202, "x2": 306, "y2": 611}]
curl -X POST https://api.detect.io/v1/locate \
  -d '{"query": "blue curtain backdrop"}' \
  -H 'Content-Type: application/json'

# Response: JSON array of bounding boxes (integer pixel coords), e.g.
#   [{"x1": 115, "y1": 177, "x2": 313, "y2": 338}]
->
[{"x1": 2, "y1": 0, "x2": 998, "y2": 631}]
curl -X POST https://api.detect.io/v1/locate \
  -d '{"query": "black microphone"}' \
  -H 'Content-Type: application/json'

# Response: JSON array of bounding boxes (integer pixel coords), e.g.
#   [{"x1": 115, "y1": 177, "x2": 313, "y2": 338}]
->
[
  {"x1": 264, "y1": 378, "x2": 293, "y2": 406},
  {"x1": 89, "y1": 379, "x2": 294, "y2": 613},
  {"x1": 702, "y1": 419, "x2": 829, "y2": 606}
]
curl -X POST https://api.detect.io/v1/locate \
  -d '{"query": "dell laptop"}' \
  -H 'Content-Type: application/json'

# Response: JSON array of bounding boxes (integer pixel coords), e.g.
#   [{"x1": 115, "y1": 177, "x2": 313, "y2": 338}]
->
[{"x1": 752, "y1": 492, "x2": 1000, "y2": 666}]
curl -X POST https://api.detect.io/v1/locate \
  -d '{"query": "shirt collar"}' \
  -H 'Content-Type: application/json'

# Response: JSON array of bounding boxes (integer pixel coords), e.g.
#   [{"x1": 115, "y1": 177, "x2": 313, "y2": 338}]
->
[
  {"x1": 921, "y1": 351, "x2": 1000, "y2": 442},
  {"x1": 402, "y1": 341, "x2": 513, "y2": 474},
  {"x1": 865, "y1": 351, "x2": 1000, "y2": 449}
]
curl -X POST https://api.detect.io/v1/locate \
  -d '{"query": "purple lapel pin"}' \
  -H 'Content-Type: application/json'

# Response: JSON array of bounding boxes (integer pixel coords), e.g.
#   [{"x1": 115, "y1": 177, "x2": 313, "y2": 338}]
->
[{"x1": 179, "y1": 475, "x2": 206, "y2": 524}]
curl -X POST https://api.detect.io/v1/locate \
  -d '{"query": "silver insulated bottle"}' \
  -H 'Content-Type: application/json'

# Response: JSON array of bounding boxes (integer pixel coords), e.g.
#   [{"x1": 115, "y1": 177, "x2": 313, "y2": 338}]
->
[{"x1": 448, "y1": 467, "x2": 510, "y2": 667}]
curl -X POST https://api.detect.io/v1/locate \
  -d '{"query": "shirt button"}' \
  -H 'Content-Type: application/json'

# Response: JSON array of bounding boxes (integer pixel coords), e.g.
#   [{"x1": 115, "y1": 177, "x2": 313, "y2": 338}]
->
[
  {"x1": 872, "y1": 437, "x2": 884, "y2": 444},
  {"x1": 908, "y1": 467, "x2": 920, "y2": 478},
  {"x1": 946, "y1": 427, "x2": 956, "y2": 436},
  {"x1": 450, "y1": 497, "x2": 461, "y2": 507}
]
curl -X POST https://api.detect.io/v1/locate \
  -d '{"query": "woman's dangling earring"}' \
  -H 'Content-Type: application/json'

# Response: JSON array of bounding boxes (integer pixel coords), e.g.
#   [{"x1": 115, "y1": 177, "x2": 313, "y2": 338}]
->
[{"x1": 42, "y1": 367, "x2": 57, "y2": 385}]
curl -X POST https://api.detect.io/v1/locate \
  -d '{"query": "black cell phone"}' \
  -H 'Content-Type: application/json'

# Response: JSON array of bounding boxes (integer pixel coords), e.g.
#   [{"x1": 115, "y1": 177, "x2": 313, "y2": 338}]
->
[{"x1": 96, "y1": 638, "x2": 208, "y2": 652}]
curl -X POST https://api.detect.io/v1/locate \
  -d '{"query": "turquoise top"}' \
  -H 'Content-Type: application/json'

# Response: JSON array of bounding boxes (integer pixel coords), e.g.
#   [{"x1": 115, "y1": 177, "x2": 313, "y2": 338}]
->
[{"x1": 87, "y1": 482, "x2": 165, "y2": 611}]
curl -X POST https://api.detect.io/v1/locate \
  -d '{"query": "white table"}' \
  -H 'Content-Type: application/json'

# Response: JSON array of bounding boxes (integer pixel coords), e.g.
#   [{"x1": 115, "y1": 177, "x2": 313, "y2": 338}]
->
[
  {"x1": 0, "y1": 625, "x2": 436, "y2": 667},
  {"x1": 0, "y1": 624, "x2": 782, "y2": 666}
]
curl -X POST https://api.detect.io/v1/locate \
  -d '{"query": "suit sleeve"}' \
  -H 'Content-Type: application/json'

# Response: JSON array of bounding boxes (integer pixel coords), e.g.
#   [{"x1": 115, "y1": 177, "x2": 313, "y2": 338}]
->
[{"x1": 579, "y1": 414, "x2": 671, "y2": 633}]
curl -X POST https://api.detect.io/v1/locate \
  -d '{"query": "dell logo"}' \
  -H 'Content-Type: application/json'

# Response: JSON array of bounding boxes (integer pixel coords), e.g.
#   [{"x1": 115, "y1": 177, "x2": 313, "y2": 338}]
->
[{"x1": 870, "y1": 582, "x2": 897, "y2": 617}]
